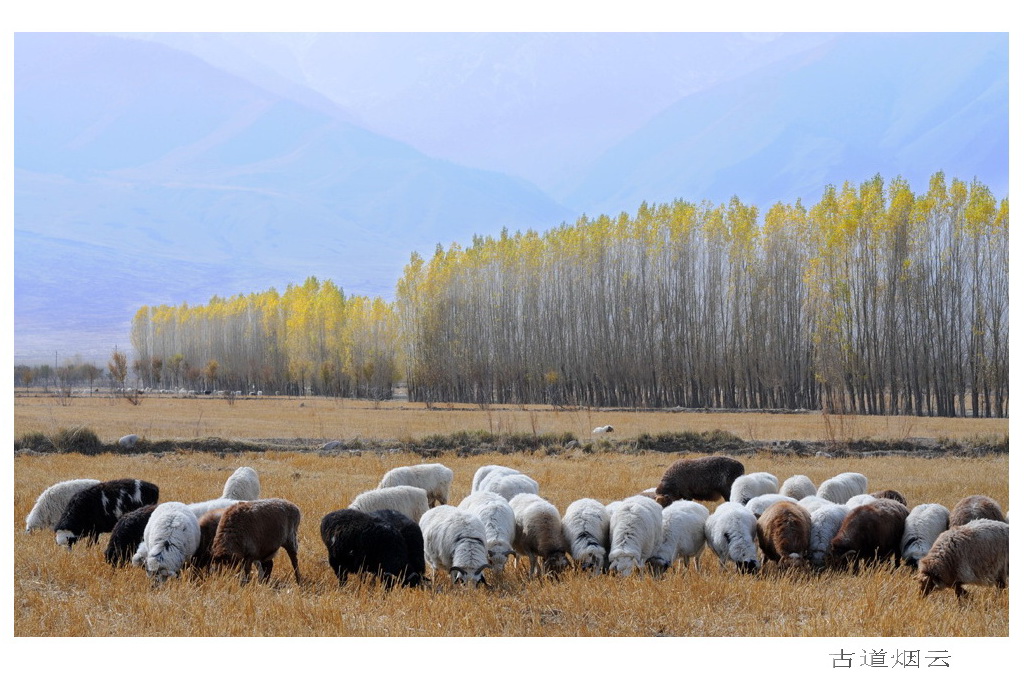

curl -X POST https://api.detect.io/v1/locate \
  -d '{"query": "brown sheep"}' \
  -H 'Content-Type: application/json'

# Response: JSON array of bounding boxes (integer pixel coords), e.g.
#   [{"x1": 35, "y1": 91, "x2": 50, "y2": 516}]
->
[
  {"x1": 756, "y1": 500, "x2": 812, "y2": 569},
  {"x1": 210, "y1": 498, "x2": 302, "y2": 585},
  {"x1": 949, "y1": 495, "x2": 1006, "y2": 527},
  {"x1": 655, "y1": 456, "x2": 745, "y2": 506},
  {"x1": 190, "y1": 507, "x2": 231, "y2": 571},
  {"x1": 918, "y1": 519, "x2": 1008, "y2": 599},
  {"x1": 828, "y1": 498, "x2": 909, "y2": 572},
  {"x1": 870, "y1": 489, "x2": 908, "y2": 506}
]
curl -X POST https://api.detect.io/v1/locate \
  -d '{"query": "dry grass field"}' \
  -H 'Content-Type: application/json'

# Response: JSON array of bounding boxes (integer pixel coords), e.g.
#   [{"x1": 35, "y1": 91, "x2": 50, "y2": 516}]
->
[{"x1": 12, "y1": 395, "x2": 1010, "y2": 638}]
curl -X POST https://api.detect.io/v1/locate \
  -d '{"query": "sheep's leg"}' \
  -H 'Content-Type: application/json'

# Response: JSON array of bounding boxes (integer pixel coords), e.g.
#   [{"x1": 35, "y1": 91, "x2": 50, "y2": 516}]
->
[
  {"x1": 283, "y1": 543, "x2": 302, "y2": 585},
  {"x1": 257, "y1": 559, "x2": 274, "y2": 583},
  {"x1": 528, "y1": 554, "x2": 539, "y2": 578},
  {"x1": 240, "y1": 559, "x2": 253, "y2": 585},
  {"x1": 954, "y1": 583, "x2": 969, "y2": 600}
]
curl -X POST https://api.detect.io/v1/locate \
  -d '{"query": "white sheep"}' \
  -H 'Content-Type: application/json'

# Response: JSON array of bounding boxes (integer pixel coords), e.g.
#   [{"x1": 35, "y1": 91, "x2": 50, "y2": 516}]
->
[
  {"x1": 607, "y1": 494, "x2": 663, "y2": 576},
  {"x1": 729, "y1": 472, "x2": 779, "y2": 505},
  {"x1": 221, "y1": 466, "x2": 261, "y2": 501},
  {"x1": 350, "y1": 485, "x2": 430, "y2": 523},
  {"x1": 131, "y1": 501, "x2": 202, "y2": 584},
  {"x1": 561, "y1": 498, "x2": 611, "y2": 574},
  {"x1": 901, "y1": 503, "x2": 951, "y2": 569},
  {"x1": 846, "y1": 494, "x2": 877, "y2": 509},
  {"x1": 817, "y1": 472, "x2": 868, "y2": 504},
  {"x1": 481, "y1": 472, "x2": 540, "y2": 501},
  {"x1": 419, "y1": 505, "x2": 489, "y2": 586},
  {"x1": 187, "y1": 497, "x2": 242, "y2": 518},
  {"x1": 471, "y1": 464, "x2": 520, "y2": 493},
  {"x1": 118, "y1": 434, "x2": 140, "y2": 449},
  {"x1": 592, "y1": 425, "x2": 614, "y2": 434},
  {"x1": 648, "y1": 499, "x2": 709, "y2": 575},
  {"x1": 458, "y1": 491, "x2": 516, "y2": 573},
  {"x1": 509, "y1": 493, "x2": 569, "y2": 577},
  {"x1": 704, "y1": 501, "x2": 760, "y2": 573},
  {"x1": 24, "y1": 479, "x2": 100, "y2": 533},
  {"x1": 808, "y1": 503, "x2": 849, "y2": 568},
  {"x1": 379, "y1": 463, "x2": 453, "y2": 507},
  {"x1": 797, "y1": 495, "x2": 836, "y2": 513},
  {"x1": 779, "y1": 474, "x2": 816, "y2": 500},
  {"x1": 745, "y1": 493, "x2": 792, "y2": 518}
]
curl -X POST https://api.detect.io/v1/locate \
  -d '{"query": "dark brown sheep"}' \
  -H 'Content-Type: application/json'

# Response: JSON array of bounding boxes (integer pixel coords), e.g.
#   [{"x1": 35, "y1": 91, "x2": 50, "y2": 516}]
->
[
  {"x1": 828, "y1": 498, "x2": 909, "y2": 572},
  {"x1": 756, "y1": 500, "x2": 812, "y2": 569},
  {"x1": 191, "y1": 506, "x2": 231, "y2": 570},
  {"x1": 654, "y1": 456, "x2": 745, "y2": 506},
  {"x1": 871, "y1": 490, "x2": 908, "y2": 506},
  {"x1": 948, "y1": 495, "x2": 1006, "y2": 527},
  {"x1": 210, "y1": 498, "x2": 302, "y2": 585},
  {"x1": 917, "y1": 519, "x2": 1008, "y2": 599}
]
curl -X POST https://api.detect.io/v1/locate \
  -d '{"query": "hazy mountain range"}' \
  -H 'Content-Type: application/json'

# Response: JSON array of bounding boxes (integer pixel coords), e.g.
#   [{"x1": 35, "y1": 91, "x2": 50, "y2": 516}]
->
[{"x1": 13, "y1": 32, "x2": 1008, "y2": 364}]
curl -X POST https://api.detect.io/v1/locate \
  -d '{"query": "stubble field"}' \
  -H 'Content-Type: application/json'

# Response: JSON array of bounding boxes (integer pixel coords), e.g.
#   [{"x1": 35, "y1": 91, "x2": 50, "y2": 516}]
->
[{"x1": 12, "y1": 394, "x2": 1010, "y2": 637}]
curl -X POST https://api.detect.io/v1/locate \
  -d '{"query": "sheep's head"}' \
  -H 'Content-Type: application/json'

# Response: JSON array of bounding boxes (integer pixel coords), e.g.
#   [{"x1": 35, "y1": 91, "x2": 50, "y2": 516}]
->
[
  {"x1": 655, "y1": 494, "x2": 674, "y2": 508},
  {"x1": 578, "y1": 547, "x2": 608, "y2": 575},
  {"x1": 779, "y1": 552, "x2": 808, "y2": 570},
  {"x1": 646, "y1": 556, "x2": 670, "y2": 577},
  {"x1": 544, "y1": 551, "x2": 569, "y2": 575},
  {"x1": 917, "y1": 571, "x2": 941, "y2": 597},
  {"x1": 735, "y1": 559, "x2": 760, "y2": 574},
  {"x1": 55, "y1": 529, "x2": 78, "y2": 549},
  {"x1": 608, "y1": 551, "x2": 640, "y2": 577},
  {"x1": 487, "y1": 543, "x2": 515, "y2": 572},
  {"x1": 450, "y1": 566, "x2": 487, "y2": 587}
]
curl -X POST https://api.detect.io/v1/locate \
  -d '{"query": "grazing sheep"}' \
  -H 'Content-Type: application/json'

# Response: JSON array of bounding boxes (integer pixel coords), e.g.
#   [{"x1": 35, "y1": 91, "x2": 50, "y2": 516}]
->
[
  {"x1": 221, "y1": 466, "x2": 261, "y2": 501},
  {"x1": 607, "y1": 495, "x2": 663, "y2": 577},
  {"x1": 471, "y1": 465, "x2": 520, "y2": 493},
  {"x1": 132, "y1": 502, "x2": 202, "y2": 584},
  {"x1": 730, "y1": 472, "x2": 780, "y2": 505},
  {"x1": 509, "y1": 493, "x2": 570, "y2": 578},
  {"x1": 104, "y1": 504, "x2": 157, "y2": 567},
  {"x1": 949, "y1": 495, "x2": 1006, "y2": 527},
  {"x1": 118, "y1": 434, "x2": 139, "y2": 449},
  {"x1": 419, "y1": 505, "x2": 489, "y2": 587},
  {"x1": 828, "y1": 498, "x2": 909, "y2": 571},
  {"x1": 648, "y1": 499, "x2": 709, "y2": 575},
  {"x1": 370, "y1": 509, "x2": 426, "y2": 586},
  {"x1": 55, "y1": 478, "x2": 159, "y2": 548},
  {"x1": 592, "y1": 425, "x2": 614, "y2": 434},
  {"x1": 187, "y1": 497, "x2": 242, "y2": 518},
  {"x1": 102, "y1": 501, "x2": 156, "y2": 565},
  {"x1": 655, "y1": 455, "x2": 745, "y2": 506},
  {"x1": 704, "y1": 502, "x2": 760, "y2": 573},
  {"x1": 192, "y1": 507, "x2": 230, "y2": 570},
  {"x1": 871, "y1": 489, "x2": 908, "y2": 506},
  {"x1": 458, "y1": 491, "x2": 516, "y2": 573},
  {"x1": 846, "y1": 494, "x2": 877, "y2": 509},
  {"x1": 349, "y1": 485, "x2": 430, "y2": 523},
  {"x1": 745, "y1": 493, "x2": 792, "y2": 519},
  {"x1": 481, "y1": 473, "x2": 540, "y2": 501},
  {"x1": 779, "y1": 474, "x2": 816, "y2": 500},
  {"x1": 917, "y1": 519, "x2": 1009, "y2": 599},
  {"x1": 808, "y1": 503, "x2": 849, "y2": 569},
  {"x1": 901, "y1": 503, "x2": 951, "y2": 569},
  {"x1": 817, "y1": 472, "x2": 869, "y2": 505},
  {"x1": 798, "y1": 495, "x2": 836, "y2": 513},
  {"x1": 379, "y1": 463, "x2": 454, "y2": 507},
  {"x1": 210, "y1": 498, "x2": 302, "y2": 585},
  {"x1": 756, "y1": 500, "x2": 812, "y2": 569},
  {"x1": 320, "y1": 509, "x2": 418, "y2": 588},
  {"x1": 561, "y1": 498, "x2": 611, "y2": 574},
  {"x1": 25, "y1": 478, "x2": 100, "y2": 533}
]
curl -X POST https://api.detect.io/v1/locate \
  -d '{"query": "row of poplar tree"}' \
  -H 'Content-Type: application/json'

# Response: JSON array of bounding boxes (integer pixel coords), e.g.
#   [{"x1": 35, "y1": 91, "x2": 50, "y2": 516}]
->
[{"x1": 130, "y1": 172, "x2": 1008, "y2": 417}]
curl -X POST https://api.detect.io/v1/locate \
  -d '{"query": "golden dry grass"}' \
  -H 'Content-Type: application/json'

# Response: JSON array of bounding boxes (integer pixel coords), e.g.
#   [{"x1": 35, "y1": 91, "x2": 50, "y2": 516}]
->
[
  {"x1": 13, "y1": 429, "x2": 1009, "y2": 637},
  {"x1": 13, "y1": 392, "x2": 1010, "y2": 443}
]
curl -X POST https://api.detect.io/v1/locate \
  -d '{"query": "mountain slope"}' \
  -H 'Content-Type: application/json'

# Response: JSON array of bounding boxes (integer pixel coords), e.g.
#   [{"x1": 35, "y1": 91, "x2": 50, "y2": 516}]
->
[{"x1": 561, "y1": 32, "x2": 1008, "y2": 213}]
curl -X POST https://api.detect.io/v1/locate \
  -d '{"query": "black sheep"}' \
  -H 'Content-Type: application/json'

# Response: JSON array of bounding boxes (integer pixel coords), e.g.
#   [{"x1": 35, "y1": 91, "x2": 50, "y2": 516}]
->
[
  {"x1": 104, "y1": 503, "x2": 157, "y2": 566},
  {"x1": 320, "y1": 509, "x2": 418, "y2": 588},
  {"x1": 370, "y1": 509, "x2": 426, "y2": 586},
  {"x1": 55, "y1": 478, "x2": 159, "y2": 548},
  {"x1": 655, "y1": 456, "x2": 745, "y2": 506}
]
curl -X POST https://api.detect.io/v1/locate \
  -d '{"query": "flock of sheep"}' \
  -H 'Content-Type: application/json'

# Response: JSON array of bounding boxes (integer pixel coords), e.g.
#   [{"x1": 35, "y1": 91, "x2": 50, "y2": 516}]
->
[{"x1": 23, "y1": 454, "x2": 1009, "y2": 600}]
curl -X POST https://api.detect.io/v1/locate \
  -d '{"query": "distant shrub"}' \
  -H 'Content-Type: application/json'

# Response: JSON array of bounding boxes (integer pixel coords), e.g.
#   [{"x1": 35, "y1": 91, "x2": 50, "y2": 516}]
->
[
  {"x1": 633, "y1": 429, "x2": 745, "y2": 453},
  {"x1": 15, "y1": 431, "x2": 53, "y2": 452},
  {"x1": 51, "y1": 426, "x2": 103, "y2": 455}
]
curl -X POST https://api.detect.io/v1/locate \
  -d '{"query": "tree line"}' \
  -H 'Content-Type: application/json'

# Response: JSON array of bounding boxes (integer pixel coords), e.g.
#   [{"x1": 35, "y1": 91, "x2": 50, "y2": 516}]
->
[{"x1": 124, "y1": 172, "x2": 1007, "y2": 416}]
